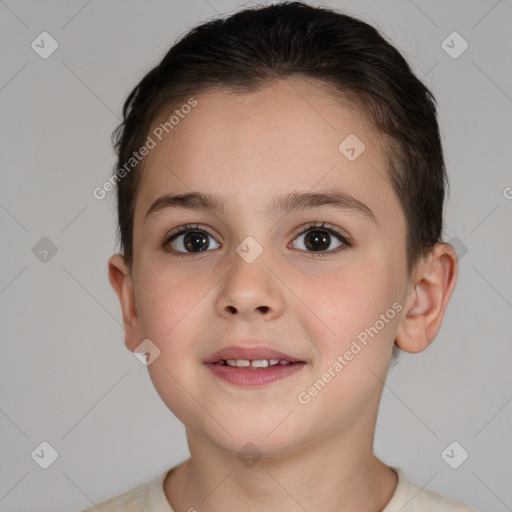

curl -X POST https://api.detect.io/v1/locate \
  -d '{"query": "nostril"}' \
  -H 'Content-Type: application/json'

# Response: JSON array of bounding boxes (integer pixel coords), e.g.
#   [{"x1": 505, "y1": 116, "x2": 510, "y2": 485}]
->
[{"x1": 257, "y1": 306, "x2": 269, "y2": 313}]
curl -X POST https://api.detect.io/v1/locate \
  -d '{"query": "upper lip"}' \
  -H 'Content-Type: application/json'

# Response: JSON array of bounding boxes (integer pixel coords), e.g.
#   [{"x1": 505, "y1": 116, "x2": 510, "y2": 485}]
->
[{"x1": 205, "y1": 345, "x2": 305, "y2": 364}]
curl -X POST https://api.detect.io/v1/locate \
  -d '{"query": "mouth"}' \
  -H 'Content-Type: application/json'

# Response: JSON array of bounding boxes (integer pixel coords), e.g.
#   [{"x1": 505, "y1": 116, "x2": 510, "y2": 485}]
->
[
  {"x1": 204, "y1": 345, "x2": 307, "y2": 387},
  {"x1": 204, "y1": 345, "x2": 305, "y2": 365},
  {"x1": 212, "y1": 358, "x2": 302, "y2": 368}
]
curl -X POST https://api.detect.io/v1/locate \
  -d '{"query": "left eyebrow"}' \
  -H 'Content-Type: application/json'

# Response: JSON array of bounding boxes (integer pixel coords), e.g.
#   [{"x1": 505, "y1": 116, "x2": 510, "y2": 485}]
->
[{"x1": 145, "y1": 189, "x2": 378, "y2": 226}]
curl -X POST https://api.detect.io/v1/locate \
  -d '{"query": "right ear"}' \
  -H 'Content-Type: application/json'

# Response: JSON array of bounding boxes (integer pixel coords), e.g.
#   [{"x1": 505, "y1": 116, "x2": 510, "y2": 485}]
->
[{"x1": 108, "y1": 254, "x2": 141, "y2": 352}]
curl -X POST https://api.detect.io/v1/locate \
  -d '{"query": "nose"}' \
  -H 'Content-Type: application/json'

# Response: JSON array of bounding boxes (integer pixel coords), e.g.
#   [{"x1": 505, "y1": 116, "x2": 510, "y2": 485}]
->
[
  {"x1": 226, "y1": 304, "x2": 270, "y2": 315},
  {"x1": 216, "y1": 254, "x2": 284, "y2": 321}
]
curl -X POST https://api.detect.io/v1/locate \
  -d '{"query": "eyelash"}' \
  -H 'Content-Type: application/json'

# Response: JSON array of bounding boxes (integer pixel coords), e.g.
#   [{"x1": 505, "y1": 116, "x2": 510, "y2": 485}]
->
[{"x1": 160, "y1": 222, "x2": 352, "y2": 258}]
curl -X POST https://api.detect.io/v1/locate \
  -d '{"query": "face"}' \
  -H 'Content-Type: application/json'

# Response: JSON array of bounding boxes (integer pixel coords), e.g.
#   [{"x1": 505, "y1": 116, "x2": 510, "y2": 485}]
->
[{"x1": 124, "y1": 78, "x2": 411, "y2": 457}]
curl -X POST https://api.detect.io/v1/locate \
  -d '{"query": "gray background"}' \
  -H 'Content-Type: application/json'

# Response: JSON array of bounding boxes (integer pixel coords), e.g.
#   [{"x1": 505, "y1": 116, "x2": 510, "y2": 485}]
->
[{"x1": 0, "y1": 1, "x2": 511, "y2": 510}]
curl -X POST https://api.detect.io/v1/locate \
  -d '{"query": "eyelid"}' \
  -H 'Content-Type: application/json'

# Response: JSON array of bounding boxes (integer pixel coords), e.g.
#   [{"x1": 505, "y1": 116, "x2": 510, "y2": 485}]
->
[
  {"x1": 161, "y1": 222, "x2": 217, "y2": 241},
  {"x1": 294, "y1": 221, "x2": 352, "y2": 243}
]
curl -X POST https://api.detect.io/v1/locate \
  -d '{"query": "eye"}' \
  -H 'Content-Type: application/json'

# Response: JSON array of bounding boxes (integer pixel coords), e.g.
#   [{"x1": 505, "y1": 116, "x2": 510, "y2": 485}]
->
[
  {"x1": 290, "y1": 222, "x2": 351, "y2": 257},
  {"x1": 161, "y1": 222, "x2": 351, "y2": 258},
  {"x1": 162, "y1": 224, "x2": 220, "y2": 256}
]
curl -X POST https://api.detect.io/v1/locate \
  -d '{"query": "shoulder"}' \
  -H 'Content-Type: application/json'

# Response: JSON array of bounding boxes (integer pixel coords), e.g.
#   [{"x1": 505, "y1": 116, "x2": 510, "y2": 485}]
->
[
  {"x1": 384, "y1": 467, "x2": 477, "y2": 512},
  {"x1": 80, "y1": 468, "x2": 175, "y2": 512},
  {"x1": 80, "y1": 480, "x2": 147, "y2": 512}
]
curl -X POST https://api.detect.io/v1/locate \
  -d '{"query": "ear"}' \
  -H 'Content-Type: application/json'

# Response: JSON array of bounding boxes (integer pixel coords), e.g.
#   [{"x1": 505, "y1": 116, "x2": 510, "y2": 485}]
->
[
  {"x1": 108, "y1": 253, "x2": 142, "y2": 352},
  {"x1": 395, "y1": 243, "x2": 458, "y2": 354}
]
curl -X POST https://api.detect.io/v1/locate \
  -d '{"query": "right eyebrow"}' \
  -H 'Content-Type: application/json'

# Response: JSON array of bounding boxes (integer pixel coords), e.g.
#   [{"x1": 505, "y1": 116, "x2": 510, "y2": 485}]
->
[{"x1": 145, "y1": 192, "x2": 228, "y2": 218}]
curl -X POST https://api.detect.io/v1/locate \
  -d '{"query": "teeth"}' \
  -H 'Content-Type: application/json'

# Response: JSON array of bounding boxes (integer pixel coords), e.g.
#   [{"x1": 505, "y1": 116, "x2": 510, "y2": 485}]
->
[
  {"x1": 222, "y1": 358, "x2": 293, "y2": 368},
  {"x1": 251, "y1": 359, "x2": 269, "y2": 368}
]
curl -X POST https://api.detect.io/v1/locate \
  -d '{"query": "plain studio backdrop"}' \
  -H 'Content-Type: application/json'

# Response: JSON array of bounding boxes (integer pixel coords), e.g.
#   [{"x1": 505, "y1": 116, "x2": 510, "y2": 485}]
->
[{"x1": 0, "y1": 1, "x2": 511, "y2": 511}]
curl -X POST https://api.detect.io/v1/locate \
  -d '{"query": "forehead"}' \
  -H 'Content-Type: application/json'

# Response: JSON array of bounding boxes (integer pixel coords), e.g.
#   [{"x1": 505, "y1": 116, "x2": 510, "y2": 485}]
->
[{"x1": 135, "y1": 78, "x2": 400, "y2": 227}]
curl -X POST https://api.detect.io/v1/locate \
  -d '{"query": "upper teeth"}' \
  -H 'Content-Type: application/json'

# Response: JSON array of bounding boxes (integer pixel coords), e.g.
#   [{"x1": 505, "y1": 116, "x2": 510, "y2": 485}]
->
[{"x1": 222, "y1": 359, "x2": 291, "y2": 367}]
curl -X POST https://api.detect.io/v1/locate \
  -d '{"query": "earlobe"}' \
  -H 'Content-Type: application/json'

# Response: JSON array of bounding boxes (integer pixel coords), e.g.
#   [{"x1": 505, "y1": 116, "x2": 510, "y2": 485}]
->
[
  {"x1": 108, "y1": 254, "x2": 141, "y2": 352},
  {"x1": 395, "y1": 243, "x2": 458, "y2": 354}
]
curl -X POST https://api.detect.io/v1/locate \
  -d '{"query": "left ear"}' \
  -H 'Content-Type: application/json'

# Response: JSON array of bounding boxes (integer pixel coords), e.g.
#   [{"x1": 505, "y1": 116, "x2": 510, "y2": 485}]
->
[{"x1": 395, "y1": 242, "x2": 458, "y2": 354}]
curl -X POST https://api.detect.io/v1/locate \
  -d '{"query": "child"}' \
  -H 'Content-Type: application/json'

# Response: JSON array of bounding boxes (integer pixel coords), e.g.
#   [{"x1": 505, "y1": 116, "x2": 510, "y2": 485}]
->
[{"x1": 84, "y1": 2, "x2": 476, "y2": 510}]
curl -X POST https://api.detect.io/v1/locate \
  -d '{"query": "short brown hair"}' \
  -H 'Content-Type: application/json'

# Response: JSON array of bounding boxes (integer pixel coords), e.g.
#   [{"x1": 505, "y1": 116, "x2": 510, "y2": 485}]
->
[{"x1": 112, "y1": 1, "x2": 448, "y2": 279}]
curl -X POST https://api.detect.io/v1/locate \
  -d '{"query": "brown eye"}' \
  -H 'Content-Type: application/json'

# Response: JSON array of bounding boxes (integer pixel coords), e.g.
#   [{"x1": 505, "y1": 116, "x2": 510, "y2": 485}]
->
[
  {"x1": 291, "y1": 223, "x2": 349, "y2": 256},
  {"x1": 178, "y1": 231, "x2": 210, "y2": 252},
  {"x1": 163, "y1": 225, "x2": 220, "y2": 255},
  {"x1": 303, "y1": 230, "x2": 331, "y2": 251}
]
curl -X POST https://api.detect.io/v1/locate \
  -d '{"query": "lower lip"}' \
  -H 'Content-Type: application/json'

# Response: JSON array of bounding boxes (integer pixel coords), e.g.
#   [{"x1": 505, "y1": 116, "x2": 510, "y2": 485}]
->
[{"x1": 206, "y1": 362, "x2": 306, "y2": 387}]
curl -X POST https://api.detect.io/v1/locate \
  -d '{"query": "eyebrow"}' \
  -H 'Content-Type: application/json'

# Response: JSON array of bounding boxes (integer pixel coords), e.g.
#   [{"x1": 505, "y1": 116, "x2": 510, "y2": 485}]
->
[{"x1": 145, "y1": 189, "x2": 378, "y2": 225}]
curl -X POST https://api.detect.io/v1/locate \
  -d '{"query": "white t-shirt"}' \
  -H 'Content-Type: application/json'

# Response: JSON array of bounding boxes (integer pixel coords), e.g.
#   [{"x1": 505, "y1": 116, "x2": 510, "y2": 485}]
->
[{"x1": 81, "y1": 465, "x2": 476, "y2": 511}]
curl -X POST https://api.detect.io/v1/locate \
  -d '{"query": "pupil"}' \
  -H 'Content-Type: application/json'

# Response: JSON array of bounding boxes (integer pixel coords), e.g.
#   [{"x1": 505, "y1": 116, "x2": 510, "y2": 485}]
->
[
  {"x1": 305, "y1": 230, "x2": 329, "y2": 251},
  {"x1": 184, "y1": 232, "x2": 208, "y2": 252}
]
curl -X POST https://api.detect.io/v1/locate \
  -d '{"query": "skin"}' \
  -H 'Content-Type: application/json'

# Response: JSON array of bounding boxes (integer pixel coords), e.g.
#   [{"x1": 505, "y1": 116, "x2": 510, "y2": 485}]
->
[{"x1": 108, "y1": 77, "x2": 458, "y2": 512}]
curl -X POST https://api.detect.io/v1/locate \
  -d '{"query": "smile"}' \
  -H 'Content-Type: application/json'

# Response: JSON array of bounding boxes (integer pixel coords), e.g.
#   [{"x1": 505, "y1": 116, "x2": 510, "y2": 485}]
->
[
  {"x1": 214, "y1": 358, "x2": 294, "y2": 368},
  {"x1": 206, "y1": 360, "x2": 306, "y2": 386}
]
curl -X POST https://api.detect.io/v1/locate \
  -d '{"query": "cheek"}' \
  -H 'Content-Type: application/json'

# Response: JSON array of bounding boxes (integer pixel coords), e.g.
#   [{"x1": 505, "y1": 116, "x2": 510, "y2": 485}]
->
[
  {"x1": 298, "y1": 264, "x2": 387, "y2": 333},
  {"x1": 134, "y1": 260, "x2": 207, "y2": 344},
  {"x1": 136, "y1": 266, "x2": 209, "y2": 403},
  {"x1": 296, "y1": 259, "x2": 401, "y2": 372}
]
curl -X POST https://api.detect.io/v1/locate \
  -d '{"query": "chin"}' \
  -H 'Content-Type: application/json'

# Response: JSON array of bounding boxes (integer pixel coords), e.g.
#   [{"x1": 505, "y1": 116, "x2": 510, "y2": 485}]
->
[{"x1": 198, "y1": 421, "x2": 305, "y2": 461}]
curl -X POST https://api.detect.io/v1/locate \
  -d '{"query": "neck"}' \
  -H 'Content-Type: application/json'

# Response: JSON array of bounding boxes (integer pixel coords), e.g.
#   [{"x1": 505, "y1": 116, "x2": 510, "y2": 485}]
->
[{"x1": 164, "y1": 426, "x2": 397, "y2": 512}]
